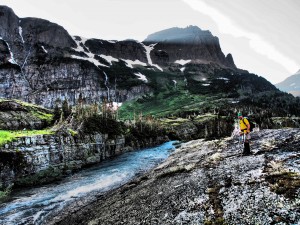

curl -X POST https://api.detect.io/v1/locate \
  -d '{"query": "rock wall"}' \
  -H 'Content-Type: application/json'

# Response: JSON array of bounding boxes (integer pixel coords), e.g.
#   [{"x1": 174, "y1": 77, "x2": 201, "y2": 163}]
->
[
  {"x1": 0, "y1": 130, "x2": 168, "y2": 189},
  {"x1": 0, "y1": 132, "x2": 125, "y2": 188}
]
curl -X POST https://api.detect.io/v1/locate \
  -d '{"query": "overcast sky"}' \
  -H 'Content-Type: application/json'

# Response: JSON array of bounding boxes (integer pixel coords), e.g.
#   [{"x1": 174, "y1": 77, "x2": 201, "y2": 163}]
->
[{"x1": 2, "y1": 0, "x2": 299, "y2": 84}]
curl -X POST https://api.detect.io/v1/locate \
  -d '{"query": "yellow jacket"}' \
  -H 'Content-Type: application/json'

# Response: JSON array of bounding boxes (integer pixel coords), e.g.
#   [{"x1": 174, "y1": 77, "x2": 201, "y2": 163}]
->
[{"x1": 240, "y1": 118, "x2": 250, "y2": 132}]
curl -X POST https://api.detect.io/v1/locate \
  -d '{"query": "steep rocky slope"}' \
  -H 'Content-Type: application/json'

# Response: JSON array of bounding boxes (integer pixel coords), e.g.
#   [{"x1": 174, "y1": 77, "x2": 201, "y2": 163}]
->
[{"x1": 50, "y1": 128, "x2": 300, "y2": 225}]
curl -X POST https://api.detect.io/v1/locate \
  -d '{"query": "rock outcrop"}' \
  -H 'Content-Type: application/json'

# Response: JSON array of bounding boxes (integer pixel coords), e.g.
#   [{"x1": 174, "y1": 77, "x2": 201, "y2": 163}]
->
[
  {"x1": 0, "y1": 132, "x2": 125, "y2": 188},
  {"x1": 0, "y1": 127, "x2": 168, "y2": 189},
  {"x1": 50, "y1": 128, "x2": 300, "y2": 225},
  {"x1": 0, "y1": 100, "x2": 53, "y2": 130}
]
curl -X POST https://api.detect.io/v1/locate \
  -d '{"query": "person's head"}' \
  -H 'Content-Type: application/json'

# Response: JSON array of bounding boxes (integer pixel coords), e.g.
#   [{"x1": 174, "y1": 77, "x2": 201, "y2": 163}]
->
[{"x1": 238, "y1": 112, "x2": 243, "y2": 119}]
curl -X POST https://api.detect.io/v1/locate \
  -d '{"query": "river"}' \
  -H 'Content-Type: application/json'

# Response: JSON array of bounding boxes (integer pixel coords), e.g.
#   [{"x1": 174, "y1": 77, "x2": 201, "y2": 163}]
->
[{"x1": 0, "y1": 141, "x2": 177, "y2": 225}]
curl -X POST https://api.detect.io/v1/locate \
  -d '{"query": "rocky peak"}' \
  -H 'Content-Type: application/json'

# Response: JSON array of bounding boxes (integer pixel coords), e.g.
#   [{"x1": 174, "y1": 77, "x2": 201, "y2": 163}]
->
[
  {"x1": 144, "y1": 25, "x2": 213, "y2": 44},
  {"x1": 0, "y1": 5, "x2": 19, "y2": 40},
  {"x1": 225, "y1": 53, "x2": 236, "y2": 68},
  {"x1": 144, "y1": 25, "x2": 236, "y2": 69}
]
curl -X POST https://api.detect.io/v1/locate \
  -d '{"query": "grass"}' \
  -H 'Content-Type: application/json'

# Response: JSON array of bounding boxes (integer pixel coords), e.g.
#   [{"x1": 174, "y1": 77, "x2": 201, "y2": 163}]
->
[
  {"x1": 0, "y1": 187, "x2": 11, "y2": 202},
  {"x1": 0, "y1": 129, "x2": 54, "y2": 146},
  {"x1": 0, "y1": 98, "x2": 54, "y2": 124},
  {"x1": 119, "y1": 89, "x2": 212, "y2": 119},
  {"x1": 31, "y1": 111, "x2": 54, "y2": 124}
]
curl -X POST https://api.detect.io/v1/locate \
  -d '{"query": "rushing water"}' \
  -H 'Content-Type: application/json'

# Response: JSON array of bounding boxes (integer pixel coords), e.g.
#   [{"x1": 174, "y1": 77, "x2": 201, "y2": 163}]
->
[{"x1": 0, "y1": 141, "x2": 177, "y2": 225}]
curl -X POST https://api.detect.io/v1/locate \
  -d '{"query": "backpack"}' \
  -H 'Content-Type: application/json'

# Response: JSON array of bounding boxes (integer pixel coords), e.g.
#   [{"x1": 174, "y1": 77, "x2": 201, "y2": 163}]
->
[{"x1": 241, "y1": 117, "x2": 255, "y2": 132}]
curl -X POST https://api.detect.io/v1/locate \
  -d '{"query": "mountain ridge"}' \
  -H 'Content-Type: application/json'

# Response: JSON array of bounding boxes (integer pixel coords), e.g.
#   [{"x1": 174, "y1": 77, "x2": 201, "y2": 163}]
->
[{"x1": 275, "y1": 70, "x2": 300, "y2": 97}]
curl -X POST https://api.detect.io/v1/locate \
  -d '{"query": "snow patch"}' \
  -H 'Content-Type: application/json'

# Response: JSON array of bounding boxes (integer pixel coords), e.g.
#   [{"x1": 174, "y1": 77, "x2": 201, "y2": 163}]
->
[
  {"x1": 153, "y1": 64, "x2": 163, "y2": 71},
  {"x1": 100, "y1": 54, "x2": 119, "y2": 65},
  {"x1": 134, "y1": 72, "x2": 148, "y2": 83},
  {"x1": 122, "y1": 59, "x2": 147, "y2": 68},
  {"x1": 141, "y1": 43, "x2": 163, "y2": 71},
  {"x1": 202, "y1": 83, "x2": 210, "y2": 86},
  {"x1": 3, "y1": 39, "x2": 19, "y2": 65},
  {"x1": 71, "y1": 55, "x2": 108, "y2": 67},
  {"x1": 41, "y1": 46, "x2": 48, "y2": 53},
  {"x1": 72, "y1": 36, "x2": 108, "y2": 68},
  {"x1": 217, "y1": 77, "x2": 229, "y2": 81},
  {"x1": 72, "y1": 37, "x2": 87, "y2": 52},
  {"x1": 18, "y1": 26, "x2": 25, "y2": 43},
  {"x1": 174, "y1": 59, "x2": 191, "y2": 65},
  {"x1": 141, "y1": 43, "x2": 156, "y2": 65},
  {"x1": 180, "y1": 67, "x2": 186, "y2": 72}
]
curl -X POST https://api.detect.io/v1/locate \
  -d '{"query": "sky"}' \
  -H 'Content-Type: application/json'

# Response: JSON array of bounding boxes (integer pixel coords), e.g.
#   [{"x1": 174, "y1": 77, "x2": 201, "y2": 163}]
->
[{"x1": 1, "y1": 0, "x2": 300, "y2": 84}]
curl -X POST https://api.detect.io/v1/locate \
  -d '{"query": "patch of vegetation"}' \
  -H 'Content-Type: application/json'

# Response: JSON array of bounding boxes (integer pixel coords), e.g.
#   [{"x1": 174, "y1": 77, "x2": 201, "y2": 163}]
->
[
  {"x1": 0, "y1": 129, "x2": 53, "y2": 146},
  {"x1": 31, "y1": 111, "x2": 53, "y2": 124},
  {"x1": 265, "y1": 171, "x2": 300, "y2": 199},
  {"x1": 119, "y1": 89, "x2": 211, "y2": 119},
  {"x1": 0, "y1": 187, "x2": 11, "y2": 203},
  {"x1": 68, "y1": 128, "x2": 78, "y2": 137},
  {"x1": 82, "y1": 114, "x2": 126, "y2": 137}
]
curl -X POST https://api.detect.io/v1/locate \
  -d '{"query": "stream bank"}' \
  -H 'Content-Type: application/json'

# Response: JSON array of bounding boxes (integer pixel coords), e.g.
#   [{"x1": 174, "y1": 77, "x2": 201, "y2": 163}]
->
[{"x1": 0, "y1": 141, "x2": 177, "y2": 225}]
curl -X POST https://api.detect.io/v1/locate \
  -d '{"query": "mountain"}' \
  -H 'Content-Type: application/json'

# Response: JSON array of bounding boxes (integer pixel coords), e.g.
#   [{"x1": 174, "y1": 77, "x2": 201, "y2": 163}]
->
[
  {"x1": 144, "y1": 25, "x2": 236, "y2": 68},
  {"x1": 0, "y1": 5, "x2": 299, "y2": 119},
  {"x1": 275, "y1": 70, "x2": 300, "y2": 97}
]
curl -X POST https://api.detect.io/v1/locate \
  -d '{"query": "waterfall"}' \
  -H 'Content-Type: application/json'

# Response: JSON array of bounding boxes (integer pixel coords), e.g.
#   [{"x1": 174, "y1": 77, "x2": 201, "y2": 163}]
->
[{"x1": 103, "y1": 71, "x2": 110, "y2": 101}]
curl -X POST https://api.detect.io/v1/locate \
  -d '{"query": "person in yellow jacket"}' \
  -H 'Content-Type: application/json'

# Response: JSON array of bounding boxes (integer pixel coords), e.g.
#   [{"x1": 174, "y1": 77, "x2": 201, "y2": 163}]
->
[{"x1": 238, "y1": 112, "x2": 251, "y2": 155}]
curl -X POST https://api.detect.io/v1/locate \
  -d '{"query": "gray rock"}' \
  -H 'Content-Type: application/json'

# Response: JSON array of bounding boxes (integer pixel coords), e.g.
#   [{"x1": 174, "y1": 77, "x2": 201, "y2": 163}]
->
[{"x1": 50, "y1": 129, "x2": 300, "y2": 225}]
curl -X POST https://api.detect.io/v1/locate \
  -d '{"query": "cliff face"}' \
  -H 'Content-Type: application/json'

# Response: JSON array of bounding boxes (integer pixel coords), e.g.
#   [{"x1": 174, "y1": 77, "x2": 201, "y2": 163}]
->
[
  {"x1": 0, "y1": 132, "x2": 125, "y2": 188},
  {"x1": 0, "y1": 123, "x2": 168, "y2": 189}
]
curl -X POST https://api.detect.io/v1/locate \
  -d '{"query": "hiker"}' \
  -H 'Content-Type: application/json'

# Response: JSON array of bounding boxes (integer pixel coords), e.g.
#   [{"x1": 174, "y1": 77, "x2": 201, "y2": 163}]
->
[{"x1": 238, "y1": 112, "x2": 251, "y2": 155}]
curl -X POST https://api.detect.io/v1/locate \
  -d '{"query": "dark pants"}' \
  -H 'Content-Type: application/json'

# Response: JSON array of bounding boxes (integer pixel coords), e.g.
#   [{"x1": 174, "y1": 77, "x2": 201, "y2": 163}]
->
[{"x1": 243, "y1": 142, "x2": 250, "y2": 154}]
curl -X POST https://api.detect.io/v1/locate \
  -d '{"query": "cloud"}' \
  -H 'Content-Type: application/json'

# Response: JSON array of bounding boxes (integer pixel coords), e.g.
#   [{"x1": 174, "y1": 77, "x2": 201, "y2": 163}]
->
[{"x1": 181, "y1": 0, "x2": 298, "y2": 74}]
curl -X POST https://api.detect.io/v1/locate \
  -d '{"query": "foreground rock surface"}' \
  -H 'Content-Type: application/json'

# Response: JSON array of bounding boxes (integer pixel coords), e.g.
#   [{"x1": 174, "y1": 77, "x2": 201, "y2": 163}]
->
[{"x1": 51, "y1": 129, "x2": 300, "y2": 225}]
